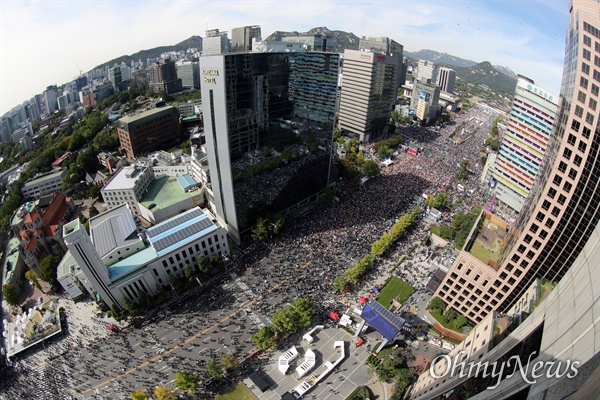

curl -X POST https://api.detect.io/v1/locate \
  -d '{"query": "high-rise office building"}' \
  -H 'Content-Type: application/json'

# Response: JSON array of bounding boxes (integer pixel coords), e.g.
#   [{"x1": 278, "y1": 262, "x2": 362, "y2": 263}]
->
[
  {"x1": 203, "y1": 29, "x2": 230, "y2": 55},
  {"x1": 109, "y1": 65, "x2": 122, "y2": 92},
  {"x1": 359, "y1": 36, "x2": 405, "y2": 94},
  {"x1": 338, "y1": 49, "x2": 400, "y2": 142},
  {"x1": 280, "y1": 33, "x2": 332, "y2": 52},
  {"x1": 436, "y1": 66, "x2": 456, "y2": 93},
  {"x1": 176, "y1": 61, "x2": 200, "y2": 88},
  {"x1": 433, "y1": 0, "x2": 600, "y2": 324},
  {"x1": 42, "y1": 85, "x2": 58, "y2": 115},
  {"x1": 231, "y1": 25, "x2": 261, "y2": 53},
  {"x1": 410, "y1": 80, "x2": 441, "y2": 124},
  {"x1": 200, "y1": 52, "x2": 340, "y2": 243},
  {"x1": 416, "y1": 59, "x2": 437, "y2": 84},
  {"x1": 493, "y1": 76, "x2": 558, "y2": 212},
  {"x1": 148, "y1": 58, "x2": 183, "y2": 95}
]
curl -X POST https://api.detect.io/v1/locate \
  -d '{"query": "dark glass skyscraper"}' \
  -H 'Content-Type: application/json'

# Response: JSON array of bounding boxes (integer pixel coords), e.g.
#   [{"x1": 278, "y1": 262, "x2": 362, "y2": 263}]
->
[{"x1": 200, "y1": 52, "x2": 340, "y2": 243}]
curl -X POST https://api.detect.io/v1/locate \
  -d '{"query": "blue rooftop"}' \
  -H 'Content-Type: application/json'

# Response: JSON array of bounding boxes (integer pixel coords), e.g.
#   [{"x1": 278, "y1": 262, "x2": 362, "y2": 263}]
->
[
  {"x1": 147, "y1": 207, "x2": 216, "y2": 257},
  {"x1": 176, "y1": 174, "x2": 197, "y2": 192},
  {"x1": 107, "y1": 247, "x2": 157, "y2": 280}
]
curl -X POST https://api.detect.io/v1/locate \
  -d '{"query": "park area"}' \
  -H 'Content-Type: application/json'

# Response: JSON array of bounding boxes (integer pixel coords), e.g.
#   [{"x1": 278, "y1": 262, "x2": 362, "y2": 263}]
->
[
  {"x1": 215, "y1": 383, "x2": 257, "y2": 400},
  {"x1": 377, "y1": 277, "x2": 414, "y2": 309}
]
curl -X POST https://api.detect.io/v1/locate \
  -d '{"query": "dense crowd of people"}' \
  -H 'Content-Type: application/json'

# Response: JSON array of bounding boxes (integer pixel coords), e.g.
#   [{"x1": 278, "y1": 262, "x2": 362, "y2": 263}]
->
[{"x1": 0, "y1": 106, "x2": 497, "y2": 399}]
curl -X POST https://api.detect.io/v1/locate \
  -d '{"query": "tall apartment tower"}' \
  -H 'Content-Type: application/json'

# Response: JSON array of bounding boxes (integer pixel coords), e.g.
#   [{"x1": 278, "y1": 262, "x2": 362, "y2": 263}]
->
[
  {"x1": 433, "y1": 0, "x2": 600, "y2": 324},
  {"x1": 493, "y1": 76, "x2": 558, "y2": 212},
  {"x1": 338, "y1": 49, "x2": 400, "y2": 142},
  {"x1": 200, "y1": 52, "x2": 340, "y2": 243},
  {"x1": 231, "y1": 25, "x2": 261, "y2": 53},
  {"x1": 416, "y1": 59, "x2": 437, "y2": 84},
  {"x1": 203, "y1": 29, "x2": 230, "y2": 55},
  {"x1": 436, "y1": 66, "x2": 456, "y2": 93}
]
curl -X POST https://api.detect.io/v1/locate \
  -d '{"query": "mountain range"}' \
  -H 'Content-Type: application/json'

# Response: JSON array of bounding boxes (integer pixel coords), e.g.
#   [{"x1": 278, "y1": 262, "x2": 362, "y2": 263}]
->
[{"x1": 95, "y1": 27, "x2": 517, "y2": 96}]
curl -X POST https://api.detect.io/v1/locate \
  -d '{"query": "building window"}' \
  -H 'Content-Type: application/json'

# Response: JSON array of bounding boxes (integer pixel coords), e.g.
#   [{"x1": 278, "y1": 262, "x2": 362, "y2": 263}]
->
[
  {"x1": 583, "y1": 126, "x2": 592, "y2": 138},
  {"x1": 585, "y1": 112, "x2": 595, "y2": 125},
  {"x1": 558, "y1": 194, "x2": 567, "y2": 205},
  {"x1": 536, "y1": 211, "x2": 546, "y2": 221},
  {"x1": 526, "y1": 250, "x2": 535, "y2": 259},
  {"x1": 582, "y1": 63, "x2": 590, "y2": 75},
  {"x1": 545, "y1": 219, "x2": 554, "y2": 228},
  {"x1": 583, "y1": 49, "x2": 592, "y2": 60},
  {"x1": 530, "y1": 223, "x2": 539, "y2": 233},
  {"x1": 548, "y1": 187, "x2": 557, "y2": 198},
  {"x1": 581, "y1": 76, "x2": 589, "y2": 88},
  {"x1": 574, "y1": 154, "x2": 583, "y2": 166},
  {"x1": 563, "y1": 147, "x2": 573, "y2": 160},
  {"x1": 539, "y1": 230, "x2": 548, "y2": 239},
  {"x1": 590, "y1": 99, "x2": 598, "y2": 110},
  {"x1": 583, "y1": 35, "x2": 592, "y2": 46},
  {"x1": 563, "y1": 182, "x2": 572, "y2": 193}
]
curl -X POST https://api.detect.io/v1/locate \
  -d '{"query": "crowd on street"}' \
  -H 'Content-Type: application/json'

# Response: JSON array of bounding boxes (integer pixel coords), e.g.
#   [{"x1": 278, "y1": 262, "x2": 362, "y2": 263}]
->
[{"x1": 0, "y1": 106, "x2": 498, "y2": 399}]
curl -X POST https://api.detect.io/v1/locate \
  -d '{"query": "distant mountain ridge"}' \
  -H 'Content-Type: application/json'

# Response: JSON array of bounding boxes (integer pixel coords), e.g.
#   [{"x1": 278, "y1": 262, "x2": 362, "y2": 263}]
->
[
  {"x1": 453, "y1": 61, "x2": 517, "y2": 97},
  {"x1": 96, "y1": 36, "x2": 203, "y2": 69},
  {"x1": 92, "y1": 28, "x2": 517, "y2": 96},
  {"x1": 265, "y1": 26, "x2": 360, "y2": 53}
]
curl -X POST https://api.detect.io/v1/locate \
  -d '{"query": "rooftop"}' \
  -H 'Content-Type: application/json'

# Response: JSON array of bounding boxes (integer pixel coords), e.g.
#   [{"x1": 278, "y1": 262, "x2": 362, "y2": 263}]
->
[
  {"x1": 11, "y1": 201, "x2": 38, "y2": 227},
  {"x1": 102, "y1": 165, "x2": 149, "y2": 191},
  {"x1": 3, "y1": 237, "x2": 22, "y2": 282},
  {"x1": 23, "y1": 169, "x2": 66, "y2": 188},
  {"x1": 147, "y1": 207, "x2": 217, "y2": 256},
  {"x1": 89, "y1": 204, "x2": 139, "y2": 258},
  {"x1": 139, "y1": 175, "x2": 199, "y2": 211},
  {"x1": 57, "y1": 250, "x2": 76, "y2": 279},
  {"x1": 465, "y1": 212, "x2": 507, "y2": 267},
  {"x1": 107, "y1": 247, "x2": 155, "y2": 282},
  {"x1": 117, "y1": 105, "x2": 177, "y2": 132}
]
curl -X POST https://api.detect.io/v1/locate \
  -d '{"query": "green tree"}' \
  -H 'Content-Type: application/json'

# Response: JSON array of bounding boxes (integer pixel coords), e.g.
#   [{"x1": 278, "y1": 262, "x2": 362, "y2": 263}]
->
[
  {"x1": 490, "y1": 139, "x2": 500, "y2": 151},
  {"x1": 428, "y1": 297, "x2": 447, "y2": 314},
  {"x1": 197, "y1": 257, "x2": 212, "y2": 274},
  {"x1": 251, "y1": 218, "x2": 270, "y2": 241},
  {"x1": 445, "y1": 309, "x2": 458, "y2": 321},
  {"x1": 390, "y1": 368, "x2": 413, "y2": 400},
  {"x1": 206, "y1": 359, "x2": 223, "y2": 378},
  {"x1": 333, "y1": 276, "x2": 347, "y2": 292},
  {"x1": 362, "y1": 159, "x2": 380, "y2": 178},
  {"x1": 456, "y1": 160, "x2": 470, "y2": 183},
  {"x1": 2, "y1": 283, "x2": 19, "y2": 306},
  {"x1": 271, "y1": 308, "x2": 296, "y2": 333},
  {"x1": 39, "y1": 255, "x2": 60, "y2": 285},
  {"x1": 453, "y1": 314, "x2": 468, "y2": 330},
  {"x1": 289, "y1": 298, "x2": 314, "y2": 328},
  {"x1": 174, "y1": 370, "x2": 199, "y2": 393},
  {"x1": 88, "y1": 206, "x2": 99, "y2": 218},
  {"x1": 252, "y1": 326, "x2": 276, "y2": 350},
  {"x1": 130, "y1": 389, "x2": 149, "y2": 400},
  {"x1": 168, "y1": 273, "x2": 184, "y2": 294},
  {"x1": 154, "y1": 385, "x2": 177, "y2": 400},
  {"x1": 89, "y1": 184, "x2": 101, "y2": 199},
  {"x1": 25, "y1": 270, "x2": 41, "y2": 291},
  {"x1": 183, "y1": 264, "x2": 194, "y2": 282},
  {"x1": 432, "y1": 193, "x2": 449, "y2": 209},
  {"x1": 220, "y1": 353, "x2": 239, "y2": 372}
]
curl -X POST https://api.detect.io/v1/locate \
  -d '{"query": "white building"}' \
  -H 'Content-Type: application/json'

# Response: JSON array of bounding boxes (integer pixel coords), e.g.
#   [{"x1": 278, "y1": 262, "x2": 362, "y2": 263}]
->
[
  {"x1": 21, "y1": 169, "x2": 67, "y2": 200},
  {"x1": 101, "y1": 165, "x2": 154, "y2": 217},
  {"x1": 436, "y1": 67, "x2": 456, "y2": 93},
  {"x1": 416, "y1": 60, "x2": 437, "y2": 84},
  {"x1": 60, "y1": 206, "x2": 229, "y2": 308},
  {"x1": 203, "y1": 29, "x2": 230, "y2": 55}
]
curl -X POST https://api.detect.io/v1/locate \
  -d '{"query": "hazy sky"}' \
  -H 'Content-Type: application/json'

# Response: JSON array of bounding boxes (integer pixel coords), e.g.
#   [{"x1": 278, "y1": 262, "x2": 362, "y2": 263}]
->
[{"x1": 1, "y1": 0, "x2": 570, "y2": 115}]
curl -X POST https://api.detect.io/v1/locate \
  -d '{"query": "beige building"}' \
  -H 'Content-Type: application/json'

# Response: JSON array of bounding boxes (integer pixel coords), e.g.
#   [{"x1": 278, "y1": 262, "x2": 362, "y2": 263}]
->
[
  {"x1": 434, "y1": 0, "x2": 600, "y2": 325},
  {"x1": 338, "y1": 49, "x2": 400, "y2": 142}
]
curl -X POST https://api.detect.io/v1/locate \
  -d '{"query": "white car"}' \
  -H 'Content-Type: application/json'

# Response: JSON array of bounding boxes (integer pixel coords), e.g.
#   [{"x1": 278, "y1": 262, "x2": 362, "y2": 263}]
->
[{"x1": 442, "y1": 341, "x2": 455, "y2": 351}]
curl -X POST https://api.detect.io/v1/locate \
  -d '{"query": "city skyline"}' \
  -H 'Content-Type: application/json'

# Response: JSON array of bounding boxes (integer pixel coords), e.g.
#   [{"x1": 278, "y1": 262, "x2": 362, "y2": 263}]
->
[{"x1": 1, "y1": 0, "x2": 569, "y2": 115}]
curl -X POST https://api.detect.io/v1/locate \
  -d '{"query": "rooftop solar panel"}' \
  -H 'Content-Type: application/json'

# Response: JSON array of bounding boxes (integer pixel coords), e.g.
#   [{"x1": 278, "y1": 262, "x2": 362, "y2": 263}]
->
[
  {"x1": 151, "y1": 218, "x2": 213, "y2": 252},
  {"x1": 147, "y1": 208, "x2": 203, "y2": 238},
  {"x1": 361, "y1": 300, "x2": 406, "y2": 341}
]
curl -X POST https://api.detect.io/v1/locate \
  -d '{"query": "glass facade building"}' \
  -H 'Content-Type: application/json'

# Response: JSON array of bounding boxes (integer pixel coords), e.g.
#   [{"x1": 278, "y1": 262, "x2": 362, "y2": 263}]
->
[{"x1": 200, "y1": 52, "x2": 340, "y2": 242}]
